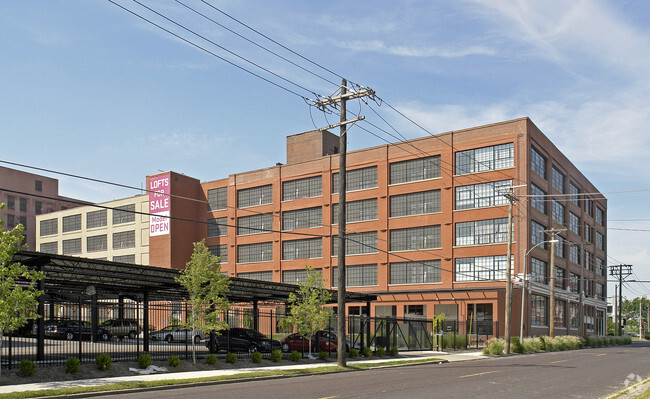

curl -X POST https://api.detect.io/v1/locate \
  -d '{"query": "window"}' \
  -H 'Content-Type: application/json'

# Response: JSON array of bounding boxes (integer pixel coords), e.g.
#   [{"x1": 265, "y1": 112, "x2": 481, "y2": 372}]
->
[
  {"x1": 62, "y1": 214, "x2": 81, "y2": 232},
  {"x1": 389, "y1": 156, "x2": 441, "y2": 184},
  {"x1": 62, "y1": 238, "x2": 81, "y2": 255},
  {"x1": 113, "y1": 230, "x2": 135, "y2": 249},
  {"x1": 551, "y1": 201, "x2": 565, "y2": 225},
  {"x1": 455, "y1": 143, "x2": 514, "y2": 175},
  {"x1": 569, "y1": 243, "x2": 581, "y2": 265},
  {"x1": 237, "y1": 242, "x2": 273, "y2": 263},
  {"x1": 531, "y1": 295, "x2": 547, "y2": 326},
  {"x1": 390, "y1": 260, "x2": 441, "y2": 284},
  {"x1": 35, "y1": 201, "x2": 42, "y2": 215},
  {"x1": 237, "y1": 185, "x2": 272, "y2": 208},
  {"x1": 569, "y1": 213, "x2": 580, "y2": 235},
  {"x1": 584, "y1": 251, "x2": 593, "y2": 271},
  {"x1": 530, "y1": 147, "x2": 547, "y2": 178},
  {"x1": 332, "y1": 166, "x2": 377, "y2": 193},
  {"x1": 87, "y1": 209, "x2": 107, "y2": 228},
  {"x1": 551, "y1": 166, "x2": 565, "y2": 192},
  {"x1": 282, "y1": 268, "x2": 320, "y2": 284},
  {"x1": 584, "y1": 197, "x2": 593, "y2": 216},
  {"x1": 596, "y1": 258, "x2": 605, "y2": 276},
  {"x1": 282, "y1": 238, "x2": 322, "y2": 260},
  {"x1": 595, "y1": 232, "x2": 604, "y2": 250},
  {"x1": 237, "y1": 213, "x2": 273, "y2": 235},
  {"x1": 596, "y1": 283, "x2": 604, "y2": 300},
  {"x1": 569, "y1": 303, "x2": 579, "y2": 329},
  {"x1": 455, "y1": 180, "x2": 511, "y2": 210},
  {"x1": 333, "y1": 199, "x2": 377, "y2": 223},
  {"x1": 391, "y1": 190, "x2": 440, "y2": 217},
  {"x1": 19, "y1": 216, "x2": 26, "y2": 229},
  {"x1": 455, "y1": 218, "x2": 509, "y2": 246},
  {"x1": 208, "y1": 244, "x2": 228, "y2": 263},
  {"x1": 40, "y1": 218, "x2": 58, "y2": 236},
  {"x1": 40, "y1": 242, "x2": 57, "y2": 254},
  {"x1": 390, "y1": 225, "x2": 440, "y2": 251},
  {"x1": 113, "y1": 204, "x2": 135, "y2": 224},
  {"x1": 531, "y1": 221, "x2": 546, "y2": 248},
  {"x1": 530, "y1": 184, "x2": 546, "y2": 214},
  {"x1": 35, "y1": 180, "x2": 42, "y2": 192},
  {"x1": 555, "y1": 267, "x2": 565, "y2": 289},
  {"x1": 596, "y1": 207, "x2": 605, "y2": 226},
  {"x1": 207, "y1": 187, "x2": 228, "y2": 211},
  {"x1": 333, "y1": 231, "x2": 377, "y2": 255},
  {"x1": 238, "y1": 271, "x2": 273, "y2": 282},
  {"x1": 282, "y1": 207, "x2": 321, "y2": 230},
  {"x1": 282, "y1": 176, "x2": 322, "y2": 201},
  {"x1": 207, "y1": 217, "x2": 228, "y2": 237},
  {"x1": 569, "y1": 272, "x2": 579, "y2": 293},
  {"x1": 530, "y1": 258, "x2": 547, "y2": 284},
  {"x1": 584, "y1": 224, "x2": 592, "y2": 242},
  {"x1": 87, "y1": 235, "x2": 107, "y2": 252},
  {"x1": 555, "y1": 300, "x2": 566, "y2": 327},
  {"x1": 19, "y1": 198, "x2": 27, "y2": 212},
  {"x1": 6, "y1": 195, "x2": 14, "y2": 210},
  {"x1": 332, "y1": 264, "x2": 378, "y2": 287},
  {"x1": 455, "y1": 255, "x2": 509, "y2": 281},
  {"x1": 6, "y1": 214, "x2": 15, "y2": 228},
  {"x1": 404, "y1": 305, "x2": 426, "y2": 318},
  {"x1": 555, "y1": 235, "x2": 565, "y2": 258},
  {"x1": 113, "y1": 254, "x2": 135, "y2": 264},
  {"x1": 569, "y1": 182, "x2": 580, "y2": 206}
]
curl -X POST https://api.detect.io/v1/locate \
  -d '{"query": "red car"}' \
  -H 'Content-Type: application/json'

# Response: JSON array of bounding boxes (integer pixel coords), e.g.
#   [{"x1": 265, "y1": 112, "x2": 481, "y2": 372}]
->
[{"x1": 280, "y1": 330, "x2": 339, "y2": 353}]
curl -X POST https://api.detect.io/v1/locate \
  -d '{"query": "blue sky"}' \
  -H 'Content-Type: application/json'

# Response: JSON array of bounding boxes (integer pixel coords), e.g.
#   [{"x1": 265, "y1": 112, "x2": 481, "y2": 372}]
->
[{"x1": 2, "y1": 1, "x2": 650, "y2": 299}]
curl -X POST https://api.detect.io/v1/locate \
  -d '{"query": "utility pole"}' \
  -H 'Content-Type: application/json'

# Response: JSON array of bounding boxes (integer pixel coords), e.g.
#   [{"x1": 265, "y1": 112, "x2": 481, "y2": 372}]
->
[
  {"x1": 501, "y1": 186, "x2": 518, "y2": 354},
  {"x1": 609, "y1": 264, "x2": 632, "y2": 336},
  {"x1": 578, "y1": 243, "x2": 589, "y2": 337},
  {"x1": 542, "y1": 228, "x2": 565, "y2": 338},
  {"x1": 614, "y1": 284, "x2": 618, "y2": 334},
  {"x1": 313, "y1": 80, "x2": 374, "y2": 367},
  {"x1": 640, "y1": 298, "x2": 643, "y2": 339}
]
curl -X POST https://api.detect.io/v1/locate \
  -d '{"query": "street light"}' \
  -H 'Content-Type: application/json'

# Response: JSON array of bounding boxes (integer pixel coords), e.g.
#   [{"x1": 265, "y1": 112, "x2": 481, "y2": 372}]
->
[{"x1": 520, "y1": 239, "x2": 558, "y2": 341}]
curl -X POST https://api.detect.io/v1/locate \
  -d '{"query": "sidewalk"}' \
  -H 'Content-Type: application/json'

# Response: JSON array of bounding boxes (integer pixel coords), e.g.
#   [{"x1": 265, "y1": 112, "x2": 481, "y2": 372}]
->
[{"x1": 0, "y1": 351, "x2": 486, "y2": 395}]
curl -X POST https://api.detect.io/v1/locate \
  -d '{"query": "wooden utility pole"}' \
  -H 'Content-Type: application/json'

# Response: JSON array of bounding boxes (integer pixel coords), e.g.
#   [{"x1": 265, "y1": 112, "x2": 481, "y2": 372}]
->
[
  {"x1": 609, "y1": 264, "x2": 633, "y2": 335},
  {"x1": 503, "y1": 188, "x2": 516, "y2": 354}
]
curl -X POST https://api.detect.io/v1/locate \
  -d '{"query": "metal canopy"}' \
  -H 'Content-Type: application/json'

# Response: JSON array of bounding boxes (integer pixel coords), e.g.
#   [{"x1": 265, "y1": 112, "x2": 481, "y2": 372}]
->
[{"x1": 13, "y1": 250, "x2": 376, "y2": 304}]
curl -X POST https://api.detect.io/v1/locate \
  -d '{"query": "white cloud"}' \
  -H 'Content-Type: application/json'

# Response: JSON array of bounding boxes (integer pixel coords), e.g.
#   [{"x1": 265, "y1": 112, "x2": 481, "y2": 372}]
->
[{"x1": 338, "y1": 40, "x2": 495, "y2": 58}]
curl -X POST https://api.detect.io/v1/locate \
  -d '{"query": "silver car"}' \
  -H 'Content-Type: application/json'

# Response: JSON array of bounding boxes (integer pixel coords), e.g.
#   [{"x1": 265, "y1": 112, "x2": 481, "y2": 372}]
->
[{"x1": 149, "y1": 325, "x2": 203, "y2": 344}]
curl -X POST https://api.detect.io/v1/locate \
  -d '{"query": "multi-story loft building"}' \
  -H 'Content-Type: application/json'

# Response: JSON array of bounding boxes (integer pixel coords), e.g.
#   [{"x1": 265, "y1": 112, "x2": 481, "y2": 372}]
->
[
  {"x1": 35, "y1": 117, "x2": 608, "y2": 337},
  {"x1": 36, "y1": 195, "x2": 150, "y2": 265},
  {"x1": 0, "y1": 166, "x2": 86, "y2": 250}
]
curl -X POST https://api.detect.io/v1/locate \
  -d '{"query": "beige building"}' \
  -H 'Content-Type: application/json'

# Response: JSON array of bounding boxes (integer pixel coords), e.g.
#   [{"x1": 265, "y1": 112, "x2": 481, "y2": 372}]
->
[{"x1": 36, "y1": 195, "x2": 150, "y2": 265}]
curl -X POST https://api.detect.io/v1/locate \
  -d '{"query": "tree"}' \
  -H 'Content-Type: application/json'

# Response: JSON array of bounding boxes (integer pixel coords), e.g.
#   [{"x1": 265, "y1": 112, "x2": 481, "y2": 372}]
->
[
  {"x1": 280, "y1": 266, "x2": 333, "y2": 357},
  {"x1": 621, "y1": 296, "x2": 650, "y2": 333},
  {"x1": 175, "y1": 239, "x2": 230, "y2": 364},
  {"x1": 0, "y1": 205, "x2": 43, "y2": 376}
]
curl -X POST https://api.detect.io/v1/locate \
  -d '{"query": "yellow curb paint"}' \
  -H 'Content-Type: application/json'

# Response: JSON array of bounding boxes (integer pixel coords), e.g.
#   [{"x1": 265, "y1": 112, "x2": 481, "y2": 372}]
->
[{"x1": 459, "y1": 370, "x2": 500, "y2": 379}]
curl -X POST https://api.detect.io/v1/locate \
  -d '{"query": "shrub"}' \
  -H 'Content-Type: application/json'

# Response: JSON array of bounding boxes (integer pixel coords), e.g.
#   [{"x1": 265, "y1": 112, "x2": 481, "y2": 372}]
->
[
  {"x1": 251, "y1": 351, "x2": 262, "y2": 363},
  {"x1": 348, "y1": 348, "x2": 359, "y2": 359},
  {"x1": 482, "y1": 338, "x2": 504, "y2": 355},
  {"x1": 362, "y1": 347, "x2": 372, "y2": 358},
  {"x1": 137, "y1": 353, "x2": 152, "y2": 369},
  {"x1": 510, "y1": 337, "x2": 524, "y2": 354},
  {"x1": 225, "y1": 352, "x2": 237, "y2": 364},
  {"x1": 539, "y1": 336, "x2": 547, "y2": 351},
  {"x1": 376, "y1": 347, "x2": 386, "y2": 357},
  {"x1": 442, "y1": 332, "x2": 467, "y2": 349},
  {"x1": 65, "y1": 357, "x2": 81, "y2": 374},
  {"x1": 583, "y1": 335, "x2": 594, "y2": 347},
  {"x1": 95, "y1": 353, "x2": 112, "y2": 371},
  {"x1": 289, "y1": 351, "x2": 301, "y2": 361},
  {"x1": 19, "y1": 359, "x2": 37, "y2": 377},
  {"x1": 522, "y1": 337, "x2": 542, "y2": 353},
  {"x1": 389, "y1": 346, "x2": 398, "y2": 356},
  {"x1": 270, "y1": 349, "x2": 282, "y2": 362},
  {"x1": 206, "y1": 354, "x2": 218, "y2": 365},
  {"x1": 318, "y1": 351, "x2": 328, "y2": 360},
  {"x1": 168, "y1": 355, "x2": 180, "y2": 368}
]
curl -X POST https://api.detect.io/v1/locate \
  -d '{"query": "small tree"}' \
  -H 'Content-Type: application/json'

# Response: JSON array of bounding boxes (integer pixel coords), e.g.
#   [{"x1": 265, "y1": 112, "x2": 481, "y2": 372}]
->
[
  {"x1": 280, "y1": 266, "x2": 333, "y2": 357},
  {"x1": 176, "y1": 239, "x2": 230, "y2": 364},
  {"x1": 0, "y1": 205, "x2": 43, "y2": 377}
]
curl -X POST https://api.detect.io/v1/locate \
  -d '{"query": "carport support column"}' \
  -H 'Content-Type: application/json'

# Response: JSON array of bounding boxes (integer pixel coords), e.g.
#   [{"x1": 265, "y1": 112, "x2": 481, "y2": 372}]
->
[
  {"x1": 143, "y1": 291, "x2": 149, "y2": 352},
  {"x1": 91, "y1": 294, "x2": 98, "y2": 342},
  {"x1": 36, "y1": 264, "x2": 45, "y2": 361},
  {"x1": 252, "y1": 300, "x2": 259, "y2": 332},
  {"x1": 118, "y1": 295, "x2": 125, "y2": 320}
]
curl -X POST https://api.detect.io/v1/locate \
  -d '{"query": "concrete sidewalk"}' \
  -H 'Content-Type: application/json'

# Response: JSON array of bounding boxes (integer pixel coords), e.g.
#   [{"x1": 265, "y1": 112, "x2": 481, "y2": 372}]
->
[{"x1": 0, "y1": 351, "x2": 486, "y2": 395}]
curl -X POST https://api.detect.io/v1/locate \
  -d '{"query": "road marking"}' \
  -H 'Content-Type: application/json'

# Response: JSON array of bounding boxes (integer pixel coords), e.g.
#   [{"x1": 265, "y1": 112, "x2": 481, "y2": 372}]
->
[
  {"x1": 597, "y1": 353, "x2": 607, "y2": 357},
  {"x1": 550, "y1": 360, "x2": 568, "y2": 364},
  {"x1": 459, "y1": 370, "x2": 500, "y2": 379},
  {"x1": 318, "y1": 397, "x2": 339, "y2": 399}
]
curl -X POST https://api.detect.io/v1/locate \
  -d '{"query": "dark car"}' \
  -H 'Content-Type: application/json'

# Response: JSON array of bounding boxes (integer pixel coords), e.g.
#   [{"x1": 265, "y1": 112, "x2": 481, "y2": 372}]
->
[
  {"x1": 47, "y1": 320, "x2": 111, "y2": 341},
  {"x1": 205, "y1": 327, "x2": 281, "y2": 353},
  {"x1": 149, "y1": 325, "x2": 204, "y2": 344},
  {"x1": 280, "y1": 330, "x2": 339, "y2": 353},
  {"x1": 101, "y1": 319, "x2": 141, "y2": 339}
]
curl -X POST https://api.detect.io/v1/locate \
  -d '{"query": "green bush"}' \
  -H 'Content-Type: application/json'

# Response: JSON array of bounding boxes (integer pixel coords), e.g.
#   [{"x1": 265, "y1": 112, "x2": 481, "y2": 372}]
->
[
  {"x1": 206, "y1": 354, "x2": 218, "y2": 365},
  {"x1": 65, "y1": 357, "x2": 81, "y2": 374},
  {"x1": 137, "y1": 353, "x2": 152, "y2": 369},
  {"x1": 510, "y1": 337, "x2": 524, "y2": 354},
  {"x1": 539, "y1": 336, "x2": 547, "y2": 351},
  {"x1": 362, "y1": 347, "x2": 372, "y2": 358},
  {"x1": 289, "y1": 351, "x2": 301, "y2": 361},
  {"x1": 389, "y1": 346, "x2": 398, "y2": 356},
  {"x1": 225, "y1": 352, "x2": 237, "y2": 364},
  {"x1": 522, "y1": 337, "x2": 542, "y2": 353},
  {"x1": 442, "y1": 332, "x2": 467, "y2": 349},
  {"x1": 376, "y1": 347, "x2": 386, "y2": 357},
  {"x1": 251, "y1": 351, "x2": 262, "y2": 363},
  {"x1": 19, "y1": 359, "x2": 37, "y2": 377},
  {"x1": 482, "y1": 338, "x2": 504, "y2": 355},
  {"x1": 318, "y1": 351, "x2": 328, "y2": 360},
  {"x1": 95, "y1": 353, "x2": 112, "y2": 371},
  {"x1": 348, "y1": 348, "x2": 359, "y2": 359},
  {"x1": 168, "y1": 355, "x2": 180, "y2": 368},
  {"x1": 270, "y1": 349, "x2": 282, "y2": 362}
]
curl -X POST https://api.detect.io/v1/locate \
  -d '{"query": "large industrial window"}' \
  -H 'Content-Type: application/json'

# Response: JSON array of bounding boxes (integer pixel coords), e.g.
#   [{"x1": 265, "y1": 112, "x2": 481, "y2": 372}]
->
[
  {"x1": 531, "y1": 220, "x2": 546, "y2": 248},
  {"x1": 6, "y1": 195, "x2": 14, "y2": 210},
  {"x1": 332, "y1": 199, "x2": 377, "y2": 223},
  {"x1": 237, "y1": 213, "x2": 273, "y2": 235},
  {"x1": 40, "y1": 219, "x2": 58, "y2": 236},
  {"x1": 530, "y1": 258, "x2": 547, "y2": 284},
  {"x1": 238, "y1": 271, "x2": 273, "y2": 282},
  {"x1": 208, "y1": 244, "x2": 228, "y2": 263},
  {"x1": 569, "y1": 212, "x2": 580, "y2": 235},
  {"x1": 87, "y1": 234, "x2": 107, "y2": 252},
  {"x1": 62, "y1": 238, "x2": 82, "y2": 255},
  {"x1": 282, "y1": 238, "x2": 322, "y2": 260},
  {"x1": 389, "y1": 156, "x2": 441, "y2": 184},
  {"x1": 390, "y1": 260, "x2": 441, "y2": 284},
  {"x1": 551, "y1": 166, "x2": 565, "y2": 193},
  {"x1": 62, "y1": 214, "x2": 81, "y2": 233},
  {"x1": 40, "y1": 242, "x2": 57, "y2": 254},
  {"x1": 113, "y1": 230, "x2": 135, "y2": 249},
  {"x1": 455, "y1": 218, "x2": 509, "y2": 246},
  {"x1": 237, "y1": 242, "x2": 273, "y2": 263},
  {"x1": 332, "y1": 166, "x2": 377, "y2": 193},
  {"x1": 113, "y1": 254, "x2": 135, "y2": 264},
  {"x1": 390, "y1": 226, "x2": 440, "y2": 251},
  {"x1": 455, "y1": 255, "x2": 509, "y2": 281},
  {"x1": 595, "y1": 207, "x2": 605, "y2": 226},
  {"x1": 455, "y1": 180, "x2": 511, "y2": 210},
  {"x1": 530, "y1": 184, "x2": 547, "y2": 214},
  {"x1": 555, "y1": 300, "x2": 566, "y2": 327},
  {"x1": 455, "y1": 143, "x2": 514, "y2": 175},
  {"x1": 87, "y1": 209, "x2": 107, "y2": 229},
  {"x1": 530, "y1": 146, "x2": 547, "y2": 178},
  {"x1": 207, "y1": 187, "x2": 228, "y2": 211},
  {"x1": 596, "y1": 232, "x2": 604, "y2": 250},
  {"x1": 207, "y1": 217, "x2": 228, "y2": 237},
  {"x1": 555, "y1": 267, "x2": 565, "y2": 289},
  {"x1": 282, "y1": 176, "x2": 322, "y2": 201},
  {"x1": 282, "y1": 268, "x2": 320, "y2": 284},
  {"x1": 391, "y1": 190, "x2": 440, "y2": 217},
  {"x1": 237, "y1": 185, "x2": 272, "y2": 208},
  {"x1": 530, "y1": 295, "x2": 548, "y2": 326},
  {"x1": 113, "y1": 204, "x2": 135, "y2": 224},
  {"x1": 551, "y1": 200, "x2": 565, "y2": 225},
  {"x1": 282, "y1": 207, "x2": 321, "y2": 230},
  {"x1": 569, "y1": 182, "x2": 580, "y2": 206},
  {"x1": 332, "y1": 264, "x2": 378, "y2": 287},
  {"x1": 332, "y1": 231, "x2": 377, "y2": 255}
]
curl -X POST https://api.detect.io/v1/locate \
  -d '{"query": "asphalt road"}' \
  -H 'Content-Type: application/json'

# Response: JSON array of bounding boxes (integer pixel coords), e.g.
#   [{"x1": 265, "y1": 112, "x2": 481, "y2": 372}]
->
[{"x1": 85, "y1": 342, "x2": 650, "y2": 399}]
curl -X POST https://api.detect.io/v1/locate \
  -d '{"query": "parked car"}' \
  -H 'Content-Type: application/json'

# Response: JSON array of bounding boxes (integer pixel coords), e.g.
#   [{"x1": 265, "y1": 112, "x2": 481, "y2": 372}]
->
[
  {"x1": 205, "y1": 327, "x2": 281, "y2": 353},
  {"x1": 149, "y1": 325, "x2": 203, "y2": 344},
  {"x1": 280, "y1": 330, "x2": 361, "y2": 352},
  {"x1": 101, "y1": 319, "x2": 141, "y2": 339},
  {"x1": 46, "y1": 320, "x2": 111, "y2": 341}
]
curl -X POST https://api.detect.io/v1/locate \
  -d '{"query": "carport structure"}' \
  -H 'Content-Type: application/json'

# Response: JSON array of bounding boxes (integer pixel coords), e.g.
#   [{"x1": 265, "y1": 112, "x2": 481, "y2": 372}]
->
[{"x1": 13, "y1": 250, "x2": 376, "y2": 361}]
